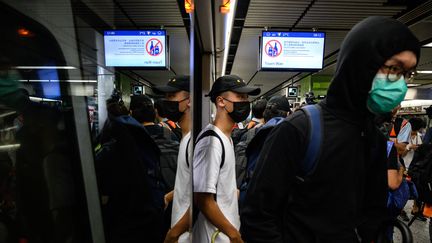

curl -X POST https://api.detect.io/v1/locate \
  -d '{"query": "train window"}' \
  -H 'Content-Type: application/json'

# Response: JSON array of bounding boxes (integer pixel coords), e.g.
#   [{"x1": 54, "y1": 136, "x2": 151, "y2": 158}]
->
[
  {"x1": 0, "y1": 1, "x2": 97, "y2": 242},
  {"x1": 0, "y1": 0, "x2": 192, "y2": 242}
]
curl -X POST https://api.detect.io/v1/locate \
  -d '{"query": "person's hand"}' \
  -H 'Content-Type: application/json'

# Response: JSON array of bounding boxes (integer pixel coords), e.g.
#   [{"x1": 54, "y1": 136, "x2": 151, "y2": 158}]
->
[
  {"x1": 164, "y1": 194, "x2": 170, "y2": 210},
  {"x1": 163, "y1": 229, "x2": 179, "y2": 243},
  {"x1": 411, "y1": 144, "x2": 419, "y2": 151},
  {"x1": 228, "y1": 230, "x2": 244, "y2": 243},
  {"x1": 164, "y1": 191, "x2": 174, "y2": 210}
]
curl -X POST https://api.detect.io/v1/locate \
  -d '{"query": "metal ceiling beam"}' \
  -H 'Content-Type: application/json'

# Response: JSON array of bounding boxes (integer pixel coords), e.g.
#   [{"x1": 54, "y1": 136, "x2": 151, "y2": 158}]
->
[
  {"x1": 291, "y1": 0, "x2": 316, "y2": 30},
  {"x1": 112, "y1": 0, "x2": 138, "y2": 28}
]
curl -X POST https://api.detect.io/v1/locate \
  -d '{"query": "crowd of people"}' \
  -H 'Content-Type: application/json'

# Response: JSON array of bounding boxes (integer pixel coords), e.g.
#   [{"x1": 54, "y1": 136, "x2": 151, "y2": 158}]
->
[{"x1": 92, "y1": 16, "x2": 432, "y2": 243}]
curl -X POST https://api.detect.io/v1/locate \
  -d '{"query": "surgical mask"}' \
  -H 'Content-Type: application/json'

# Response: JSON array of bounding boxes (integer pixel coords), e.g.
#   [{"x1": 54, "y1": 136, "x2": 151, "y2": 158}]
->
[
  {"x1": 162, "y1": 97, "x2": 188, "y2": 122},
  {"x1": 223, "y1": 98, "x2": 250, "y2": 123},
  {"x1": 367, "y1": 73, "x2": 408, "y2": 114}
]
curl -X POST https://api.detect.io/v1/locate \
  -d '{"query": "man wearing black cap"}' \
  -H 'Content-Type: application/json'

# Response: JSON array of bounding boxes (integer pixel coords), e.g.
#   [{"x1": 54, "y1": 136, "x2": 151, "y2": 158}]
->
[
  {"x1": 154, "y1": 75, "x2": 192, "y2": 243},
  {"x1": 193, "y1": 75, "x2": 260, "y2": 243},
  {"x1": 262, "y1": 95, "x2": 291, "y2": 123}
]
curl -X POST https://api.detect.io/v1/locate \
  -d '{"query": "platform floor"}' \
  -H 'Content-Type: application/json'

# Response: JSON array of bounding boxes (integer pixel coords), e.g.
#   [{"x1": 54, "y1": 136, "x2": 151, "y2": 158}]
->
[{"x1": 394, "y1": 201, "x2": 430, "y2": 243}]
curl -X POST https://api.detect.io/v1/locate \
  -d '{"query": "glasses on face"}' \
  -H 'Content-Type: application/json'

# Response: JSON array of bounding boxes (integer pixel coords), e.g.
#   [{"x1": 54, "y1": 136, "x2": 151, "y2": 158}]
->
[{"x1": 382, "y1": 65, "x2": 416, "y2": 82}]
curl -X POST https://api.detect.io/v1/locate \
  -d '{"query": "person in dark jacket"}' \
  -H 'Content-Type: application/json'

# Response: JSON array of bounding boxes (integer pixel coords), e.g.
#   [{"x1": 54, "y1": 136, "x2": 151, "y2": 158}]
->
[
  {"x1": 240, "y1": 16, "x2": 420, "y2": 243},
  {"x1": 96, "y1": 113, "x2": 164, "y2": 243}
]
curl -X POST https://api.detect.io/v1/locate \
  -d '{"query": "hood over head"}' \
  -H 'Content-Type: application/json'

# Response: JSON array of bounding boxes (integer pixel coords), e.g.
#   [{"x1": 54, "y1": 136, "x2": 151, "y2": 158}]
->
[{"x1": 325, "y1": 16, "x2": 420, "y2": 117}]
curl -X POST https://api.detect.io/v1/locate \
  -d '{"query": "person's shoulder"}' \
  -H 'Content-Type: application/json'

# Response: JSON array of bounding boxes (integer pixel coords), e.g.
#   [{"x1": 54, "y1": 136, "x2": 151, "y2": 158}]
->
[
  {"x1": 196, "y1": 125, "x2": 225, "y2": 149},
  {"x1": 280, "y1": 110, "x2": 308, "y2": 131}
]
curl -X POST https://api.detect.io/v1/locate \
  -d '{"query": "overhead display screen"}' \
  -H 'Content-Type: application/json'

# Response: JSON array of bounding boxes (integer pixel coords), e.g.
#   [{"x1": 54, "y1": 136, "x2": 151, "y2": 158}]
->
[
  {"x1": 104, "y1": 30, "x2": 167, "y2": 68},
  {"x1": 288, "y1": 87, "x2": 298, "y2": 97},
  {"x1": 260, "y1": 31, "x2": 325, "y2": 70}
]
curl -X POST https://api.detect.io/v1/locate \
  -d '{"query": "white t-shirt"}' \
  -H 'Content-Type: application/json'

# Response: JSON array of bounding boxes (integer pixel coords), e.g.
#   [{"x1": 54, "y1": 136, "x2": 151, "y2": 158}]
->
[
  {"x1": 171, "y1": 132, "x2": 192, "y2": 243},
  {"x1": 192, "y1": 124, "x2": 240, "y2": 243},
  {"x1": 403, "y1": 132, "x2": 422, "y2": 170}
]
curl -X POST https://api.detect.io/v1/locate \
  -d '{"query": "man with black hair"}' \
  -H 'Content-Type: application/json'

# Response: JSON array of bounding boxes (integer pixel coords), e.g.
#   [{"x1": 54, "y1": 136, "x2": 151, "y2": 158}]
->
[
  {"x1": 96, "y1": 95, "x2": 165, "y2": 242},
  {"x1": 422, "y1": 105, "x2": 432, "y2": 144},
  {"x1": 247, "y1": 99, "x2": 267, "y2": 129},
  {"x1": 154, "y1": 75, "x2": 191, "y2": 243},
  {"x1": 262, "y1": 96, "x2": 291, "y2": 123},
  {"x1": 154, "y1": 98, "x2": 178, "y2": 134},
  {"x1": 402, "y1": 117, "x2": 425, "y2": 169},
  {"x1": 241, "y1": 16, "x2": 420, "y2": 242},
  {"x1": 193, "y1": 75, "x2": 260, "y2": 243},
  {"x1": 129, "y1": 95, "x2": 178, "y2": 141}
]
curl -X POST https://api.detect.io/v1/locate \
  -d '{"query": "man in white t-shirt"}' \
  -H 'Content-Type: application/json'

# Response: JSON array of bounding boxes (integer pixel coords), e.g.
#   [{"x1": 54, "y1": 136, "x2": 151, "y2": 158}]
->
[
  {"x1": 193, "y1": 75, "x2": 260, "y2": 243},
  {"x1": 155, "y1": 75, "x2": 192, "y2": 243}
]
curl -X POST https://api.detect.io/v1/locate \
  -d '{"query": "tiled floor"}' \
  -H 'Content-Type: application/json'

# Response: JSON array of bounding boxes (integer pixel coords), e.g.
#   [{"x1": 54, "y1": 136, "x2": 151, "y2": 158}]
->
[{"x1": 394, "y1": 201, "x2": 430, "y2": 243}]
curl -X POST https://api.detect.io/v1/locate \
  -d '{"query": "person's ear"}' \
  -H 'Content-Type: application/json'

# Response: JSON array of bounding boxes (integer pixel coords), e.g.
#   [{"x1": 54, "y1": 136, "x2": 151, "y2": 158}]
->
[
  {"x1": 186, "y1": 97, "x2": 191, "y2": 108},
  {"x1": 216, "y1": 96, "x2": 225, "y2": 109}
]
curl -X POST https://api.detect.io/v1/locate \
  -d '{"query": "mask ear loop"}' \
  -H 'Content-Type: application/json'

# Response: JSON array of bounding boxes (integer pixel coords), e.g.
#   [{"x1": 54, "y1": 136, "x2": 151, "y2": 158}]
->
[
  {"x1": 220, "y1": 97, "x2": 233, "y2": 114},
  {"x1": 179, "y1": 96, "x2": 190, "y2": 113}
]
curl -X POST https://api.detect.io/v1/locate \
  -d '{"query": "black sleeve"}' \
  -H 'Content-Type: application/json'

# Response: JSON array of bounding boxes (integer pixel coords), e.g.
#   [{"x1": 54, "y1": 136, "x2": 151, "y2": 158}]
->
[
  {"x1": 387, "y1": 145, "x2": 399, "y2": 170},
  {"x1": 357, "y1": 127, "x2": 390, "y2": 242},
  {"x1": 240, "y1": 119, "x2": 306, "y2": 243}
]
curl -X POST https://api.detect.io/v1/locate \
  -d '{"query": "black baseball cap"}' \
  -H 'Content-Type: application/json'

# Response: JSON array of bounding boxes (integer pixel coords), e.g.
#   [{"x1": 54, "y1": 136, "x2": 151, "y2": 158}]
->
[
  {"x1": 267, "y1": 95, "x2": 291, "y2": 112},
  {"x1": 206, "y1": 75, "x2": 261, "y2": 101},
  {"x1": 154, "y1": 75, "x2": 190, "y2": 93}
]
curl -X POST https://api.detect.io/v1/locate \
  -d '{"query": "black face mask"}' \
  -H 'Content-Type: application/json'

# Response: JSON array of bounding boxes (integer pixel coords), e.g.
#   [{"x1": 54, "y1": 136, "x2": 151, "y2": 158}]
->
[
  {"x1": 223, "y1": 98, "x2": 250, "y2": 123},
  {"x1": 162, "y1": 97, "x2": 188, "y2": 122}
]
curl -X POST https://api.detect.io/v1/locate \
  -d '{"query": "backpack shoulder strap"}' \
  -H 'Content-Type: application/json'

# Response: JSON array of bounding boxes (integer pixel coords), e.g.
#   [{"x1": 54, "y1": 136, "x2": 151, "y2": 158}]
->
[
  {"x1": 196, "y1": 130, "x2": 225, "y2": 168},
  {"x1": 245, "y1": 127, "x2": 257, "y2": 144},
  {"x1": 300, "y1": 105, "x2": 323, "y2": 177},
  {"x1": 162, "y1": 126, "x2": 170, "y2": 139},
  {"x1": 186, "y1": 137, "x2": 191, "y2": 167}
]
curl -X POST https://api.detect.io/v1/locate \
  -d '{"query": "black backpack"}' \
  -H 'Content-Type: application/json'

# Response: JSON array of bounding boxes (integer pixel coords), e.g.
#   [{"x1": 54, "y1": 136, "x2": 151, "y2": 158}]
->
[
  {"x1": 150, "y1": 126, "x2": 180, "y2": 192},
  {"x1": 238, "y1": 107, "x2": 323, "y2": 206},
  {"x1": 408, "y1": 143, "x2": 432, "y2": 204},
  {"x1": 231, "y1": 128, "x2": 249, "y2": 146},
  {"x1": 234, "y1": 127, "x2": 257, "y2": 187}
]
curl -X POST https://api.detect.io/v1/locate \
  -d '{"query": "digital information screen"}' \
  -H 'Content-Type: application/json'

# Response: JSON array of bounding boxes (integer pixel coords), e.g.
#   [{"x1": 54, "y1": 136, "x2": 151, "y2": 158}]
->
[
  {"x1": 104, "y1": 30, "x2": 167, "y2": 67},
  {"x1": 288, "y1": 87, "x2": 298, "y2": 97},
  {"x1": 261, "y1": 31, "x2": 325, "y2": 70}
]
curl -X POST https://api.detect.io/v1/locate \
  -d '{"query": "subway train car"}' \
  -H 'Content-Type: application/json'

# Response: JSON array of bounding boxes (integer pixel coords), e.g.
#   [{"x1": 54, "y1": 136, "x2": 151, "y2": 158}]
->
[{"x1": 0, "y1": 0, "x2": 432, "y2": 242}]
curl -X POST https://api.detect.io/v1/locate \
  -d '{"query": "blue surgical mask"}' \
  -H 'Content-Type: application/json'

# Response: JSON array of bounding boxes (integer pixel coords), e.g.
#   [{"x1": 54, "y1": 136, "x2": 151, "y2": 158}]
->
[{"x1": 367, "y1": 73, "x2": 408, "y2": 114}]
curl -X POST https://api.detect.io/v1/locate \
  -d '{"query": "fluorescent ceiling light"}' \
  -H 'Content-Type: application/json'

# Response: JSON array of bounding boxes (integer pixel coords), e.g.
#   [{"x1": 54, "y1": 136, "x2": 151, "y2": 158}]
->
[
  {"x1": 221, "y1": 0, "x2": 237, "y2": 76},
  {"x1": 0, "y1": 144, "x2": 20, "y2": 152},
  {"x1": 0, "y1": 111, "x2": 16, "y2": 118},
  {"x1": 13, "y1": 66, "x2": 77, "y2": 69},
  {"x1": 19, "y1": 79, "x2": 97, "y2": 83},
  {"x1": 62, "y1": 80, "x2": 97, "y2": 83},
  {"x1": 29, "y1": 96, "x2": 62, "y2": 102},
  {"x1": 417, "y1": 70, "x2": 432, "y2": 74},
  {"x1": 423, "y1": 42, "x2": 432, "y2": 47}
]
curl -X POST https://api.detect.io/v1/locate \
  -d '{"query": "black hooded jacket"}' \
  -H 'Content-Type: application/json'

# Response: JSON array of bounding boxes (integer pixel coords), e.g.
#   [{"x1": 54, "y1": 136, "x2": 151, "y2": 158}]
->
[{"x1": 240, "y1": 17, "x2": 420, "y2": 243}]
